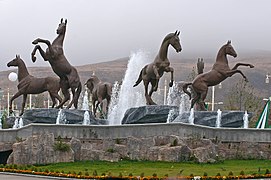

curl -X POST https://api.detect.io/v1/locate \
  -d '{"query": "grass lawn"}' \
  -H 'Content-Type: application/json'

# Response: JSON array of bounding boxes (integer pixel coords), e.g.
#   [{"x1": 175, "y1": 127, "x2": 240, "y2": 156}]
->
[{"x1": 35, "y1": 160, "x2": 271, "y2": 177}]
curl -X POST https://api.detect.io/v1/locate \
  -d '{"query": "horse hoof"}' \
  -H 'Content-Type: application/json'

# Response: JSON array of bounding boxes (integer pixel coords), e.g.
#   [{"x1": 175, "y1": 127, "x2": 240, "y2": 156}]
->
[
  {"x1": 32, "y1": 40, "x2": 38, "y2": 45},
  {"x1": 32, "y1": 55, "x2": 36, "y2": 62}
]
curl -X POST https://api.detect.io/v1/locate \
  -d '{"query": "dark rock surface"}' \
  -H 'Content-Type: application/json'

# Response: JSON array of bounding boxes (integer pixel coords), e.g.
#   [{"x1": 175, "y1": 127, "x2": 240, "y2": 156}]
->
[
  {"x1": 174, "y1": 111, "x2": 252, "y2": 128},
  {"x1": 121, "y1": 105, "x2": 179, "y2": 124},
  {"x1": 7, "y1": 108, "x2": 107, "y2": 126}
]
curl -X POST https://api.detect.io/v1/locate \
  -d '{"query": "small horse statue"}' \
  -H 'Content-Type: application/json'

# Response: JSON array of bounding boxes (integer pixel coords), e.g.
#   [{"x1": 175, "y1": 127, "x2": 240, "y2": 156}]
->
[
  {"x1": 133, "y1": 31, "x2": 182, "y2": 105},
  {"x1": 7, "y1": 55, "x2": 62, "y2": 116},
  {"x1": 85, "y1": 75, "x2": 112, "y2": 117},
  {"x1": 31, "y1": 18, "x2": 82, "y2": 109},
  {"x1": 183, "y1": 41, "x2": 254, "y2": 110}
]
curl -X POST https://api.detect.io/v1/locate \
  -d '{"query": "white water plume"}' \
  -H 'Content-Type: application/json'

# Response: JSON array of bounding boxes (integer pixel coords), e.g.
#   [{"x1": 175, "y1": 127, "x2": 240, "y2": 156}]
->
[{"x1": 107, "y1": 51, "x2": 151, "y2": 125}]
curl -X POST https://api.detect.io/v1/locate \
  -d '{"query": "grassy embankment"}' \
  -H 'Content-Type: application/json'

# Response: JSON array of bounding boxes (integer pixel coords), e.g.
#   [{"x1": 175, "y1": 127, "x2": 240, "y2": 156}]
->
[{"x1": 34, "y1": 160, "x2": 271, "y2": 177}]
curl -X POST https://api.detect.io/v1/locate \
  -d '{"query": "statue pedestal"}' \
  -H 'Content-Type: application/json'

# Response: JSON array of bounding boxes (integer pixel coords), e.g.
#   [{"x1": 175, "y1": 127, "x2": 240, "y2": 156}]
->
[
  {"x1": 121, "y1": 105, "x2": 252, "y2": 128},
  {"x1": 174, "y1": 111, "x2": 252, "y2": 128},
  {"x1": 8, "y1": 108, "x2": 108, "y2": 126},
  {"x1": 121, "y1": 105, "x2": 179, "y2": 124}
]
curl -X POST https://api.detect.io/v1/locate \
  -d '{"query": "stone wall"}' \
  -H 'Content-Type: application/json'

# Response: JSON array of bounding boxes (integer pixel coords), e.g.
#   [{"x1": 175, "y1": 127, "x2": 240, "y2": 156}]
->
[{"x1": 6, "y1": 132, "x2": 271, "y2": 165}]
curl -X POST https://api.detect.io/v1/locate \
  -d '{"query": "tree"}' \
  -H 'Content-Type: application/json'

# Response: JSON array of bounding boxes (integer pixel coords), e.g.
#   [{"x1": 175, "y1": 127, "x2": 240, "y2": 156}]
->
[{"x1": 224, "y1": 78, "x2": 263, "y2": 126}]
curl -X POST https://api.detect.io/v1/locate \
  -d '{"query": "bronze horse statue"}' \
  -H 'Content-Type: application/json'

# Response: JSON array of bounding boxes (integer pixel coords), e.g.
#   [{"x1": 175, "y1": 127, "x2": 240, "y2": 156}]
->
[
  {"x1": 133, "y1": 31, "x2": 182, "y2": 105},
  {"x1": 85, "y1": 75, "x2": 112, "y2": 117},
  {"x1": 7, "y1": 55, "x2": 62, "y2": 116},
  {"x1": 183, "y1": 41, "x2": 254, "y2": 110},
  {"x1": 31, "y1": 18, "x2": 82, "y2": 109}
]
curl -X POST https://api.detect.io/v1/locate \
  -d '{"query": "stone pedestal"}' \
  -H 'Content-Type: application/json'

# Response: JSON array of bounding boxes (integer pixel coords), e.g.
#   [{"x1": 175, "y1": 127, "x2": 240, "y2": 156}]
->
[
  {"x1": 121, "y1": 105, "x2": 179, "y2": 124},
  {"x1": 174, "y1": 111, "x2": 252, "y2": 128},
  {"x1": 7, "y1": 108, "x2": 107, "y2": 126}
]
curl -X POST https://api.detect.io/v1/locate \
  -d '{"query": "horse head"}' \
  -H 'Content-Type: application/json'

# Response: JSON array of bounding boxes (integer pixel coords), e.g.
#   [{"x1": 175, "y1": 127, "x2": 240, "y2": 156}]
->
[
  {"x1": 56, "y1": 18, "x2": 67, "y2": 35},
  {"x1": 224, "y1": 40, "x2": 237, "y2": 58},
  {"x1": 169, "y1": 30, "x2": 182, "y2": 53},
  {"x1": 85, "y1": 75, "x2": 100, "y2": 92},
  {"x1": 7, "y1": 55, "x2": 21, "y2": 67}
]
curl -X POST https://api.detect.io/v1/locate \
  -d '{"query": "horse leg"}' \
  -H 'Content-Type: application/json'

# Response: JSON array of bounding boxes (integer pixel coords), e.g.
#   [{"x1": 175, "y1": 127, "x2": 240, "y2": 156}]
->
[
  {"x1": 191, "y1": 93, "x2": 200, "y2": 110},
  {"x1": 144, "y1": 80, "x2": 155, "y2": 105},
  {"x1": 56, "y1": 80, "x2": 70, "y2": 109},
  {"x1": 66, "y1": 88, "x2": 76, "y2": 109},
  {"x1": 92, "y1": 98, "x2": 96, "y2": 116},
  {"x1": 225, "y1": 69, "x2": 249, "y2": 82},
  {"x1": 165, "y1": 66, "x2": 174, "y2": 87},
  {"x1": 9, "y1": 91, "x2": 23, "y2": 114},
  {"x1": 31, "y1": 45, "x2": 49, "y2": 62},
  {"x1": 67, "y1": 82, "x2": 82, "y2": 109},
  {"x1": 152, "y1": 65, "x2": 160, "y2": 91},
  {"x1": 199, "y1": 90, "x2": 208, "y2": 111},
  {"x1": 232, "y1": 63, "x2": 254, "y2": 70},
  {"x1": 49, "y1": 92, "x2": 57, "y2": 108},
  {"x1": 19, "y1": 94, "x2": 28, "y2": 116}
]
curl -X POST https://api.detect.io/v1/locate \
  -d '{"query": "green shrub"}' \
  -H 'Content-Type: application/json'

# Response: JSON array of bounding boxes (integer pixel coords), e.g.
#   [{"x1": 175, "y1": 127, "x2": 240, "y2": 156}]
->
[
  {"x1": 152, "y1": 173, "x2": 157, "y2": 177},
  {"x1": 265, "y1": 169, "x2": 270, "y2": 174},
  {"x1": 240, "y1": 170, "x2": 245, "y2": 175},
  {"x1": 85, "y1": 172, "x2": 89, "y2": 176},
  {"x1": 203, "y1": 172, "x2": 208, "y2": 176},
  {"x1": 129, "y1": 173, "x2": 133, "y2": 177},
  {"x1": 106, "y1": 148, "x2": 115, "y2": 153},
  {"x1": 216, "y1": 172, "x2": 221, "y2": 176},
  {"x1": 93, "y1": 170, "x2": 98, "y2": 176},
  {"x1": 140, "y1": 172, "x2": 144, "y2": 177},
  {"x1": 228, "y1": 171, "x2": 233, "y2": 176},
  {"x1": 53, "y1": 137, "x2": 70, "y2": 152},
  {"x1": 118, "y1": 172, "x2": 123, "y2": 178},
  {"x1": 45, "y1": 168, "x2": 49, "y2": 173}
]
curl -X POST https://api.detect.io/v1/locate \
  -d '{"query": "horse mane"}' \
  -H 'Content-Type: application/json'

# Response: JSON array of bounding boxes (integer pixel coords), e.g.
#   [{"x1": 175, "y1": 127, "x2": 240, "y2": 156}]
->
[{"x1": 161, "y1": 33, "x2": 175, "y2": 44}]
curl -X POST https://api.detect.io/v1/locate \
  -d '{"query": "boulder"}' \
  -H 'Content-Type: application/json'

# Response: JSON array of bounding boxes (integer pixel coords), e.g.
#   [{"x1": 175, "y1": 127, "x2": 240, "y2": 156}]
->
[
  {"x1": 7, "y1": 108, "x2": 108, "y2": 126},
  {"x1": 121, "y1": 105, "x2": 179, "y2": 124},
  {"x1": 174, "y1": 111, "x2": 253, "y2": 128}
]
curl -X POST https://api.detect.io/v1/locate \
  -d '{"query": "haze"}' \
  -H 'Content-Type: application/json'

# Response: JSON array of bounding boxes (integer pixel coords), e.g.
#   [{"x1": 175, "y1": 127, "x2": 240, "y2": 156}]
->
[{"x1": 0, "y1": 0, "x2": 270, "y2": 71}]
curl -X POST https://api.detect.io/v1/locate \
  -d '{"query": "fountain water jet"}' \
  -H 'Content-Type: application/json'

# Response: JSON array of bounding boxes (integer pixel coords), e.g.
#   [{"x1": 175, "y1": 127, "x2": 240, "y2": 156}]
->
[
  {"x1": 243, "y1": 111, "x2": 249, "y2": 128},
  {"x1": 19, "y1": 117, "x2": 24, "y2": 128},
  {"x1": 82, "y1": 111, "x2": 90, "y2": 125},
  {"x1": 107, "y1": 51, "x2": 151, "y2": 125},
  {"x1": 81, "y1": 89, "x2": 89, "y2": 110},
  {"x1": 188, "y1": 108, "x2": 194, "y2": 124},
  {"x1": 56, "y1": 109, "x2": 66, "y2": 124},
  {"x1": 13, "y1": 118, "x2": 19, "y2": 129},
  {"x1": 216, "y1": 109, "x2": 222, "y2": 128}
]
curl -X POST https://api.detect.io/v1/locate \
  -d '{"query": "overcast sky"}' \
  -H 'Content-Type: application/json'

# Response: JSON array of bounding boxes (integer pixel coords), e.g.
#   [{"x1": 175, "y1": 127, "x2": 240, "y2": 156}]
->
[{"x1": 1, "y1": 0, "x2": 270, "y2": 71}]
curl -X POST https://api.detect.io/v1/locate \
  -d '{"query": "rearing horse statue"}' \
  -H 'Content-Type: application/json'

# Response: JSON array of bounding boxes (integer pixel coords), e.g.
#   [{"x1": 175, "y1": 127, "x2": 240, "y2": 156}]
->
[
  {"x1": 31, "y1": 18, "x2": 82, "y2": 109},
  {"x1": 7, "y1": 55, "x2": 62, "y2": 116},
  {"x1": 133, "y1": 31, "x2": 182, "y2": 105},
  {"x1": 183, "y1": 41, "x2": 254, "y2": 110}
]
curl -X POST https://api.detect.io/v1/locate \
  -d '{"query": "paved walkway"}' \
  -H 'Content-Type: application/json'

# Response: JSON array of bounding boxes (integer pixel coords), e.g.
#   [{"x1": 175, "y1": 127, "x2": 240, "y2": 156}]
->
[{"x1": 0, "y1": 172, "x2": 78, "y2": 180}]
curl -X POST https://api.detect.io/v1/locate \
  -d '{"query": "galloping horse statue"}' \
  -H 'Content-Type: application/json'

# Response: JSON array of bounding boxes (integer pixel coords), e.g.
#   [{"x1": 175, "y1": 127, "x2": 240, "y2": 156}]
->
[
  {"x1": 85, "y1": 75, "x2": 112, "y2": 117},
  {"x1": 7, "y1": 55, "x2": 62, "y2": 116},
  {"x1": 31, "y1": 18, "x2": 82, "y2": 109},
  {"x1": 183, "y1": 41, "x2": 254, "y2": 110},
  {"x1": 133, "y1": 31, "x2": 182, "y2": 105}
]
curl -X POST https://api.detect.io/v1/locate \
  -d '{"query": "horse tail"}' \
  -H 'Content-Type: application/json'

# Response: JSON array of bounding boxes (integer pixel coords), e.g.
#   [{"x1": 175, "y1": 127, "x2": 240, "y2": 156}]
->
[
  {"x1": 183, "y1": 82, "x2": 192, "y2": 100},
  {"x1": 133, "y1": 66, "x2": 145, "y2": 87}
]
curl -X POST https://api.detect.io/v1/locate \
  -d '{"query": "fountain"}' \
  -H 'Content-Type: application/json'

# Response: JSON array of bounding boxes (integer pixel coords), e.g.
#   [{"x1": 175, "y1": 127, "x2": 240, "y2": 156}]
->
[
  {"x1": 243, "y1": 111, "x2": 249, "y2": 128},
  {"x1": 108, "y1": 51, "x2": 151, "y2": 125},
  {"x1": 81, "y1": 89, "x2": 89, "y2": 111},
  {"x1": 167, "y1": 82, "x2": 180, "y2": 106},
  {"x1": 82, "y1": 111, "x2": 91, "y2": 125},
  {"x1": 166, "y1": 109, "x2": 178, "y2": 123},
  {"x1": 56, "y1": 109, "x2": 66, "y2": 124},
  {"x1": 13, "y1": 118, "x2": 19, "y2": 129},
  {"x1": 216, "y1": 109, "x2": 222, "y2": 128},
  {"x1": 19, "y1": 117, "x2": 24, "y2": 128},
  {"x1": 188, "y1": 108, "x2": 194, "y2": 124}
]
